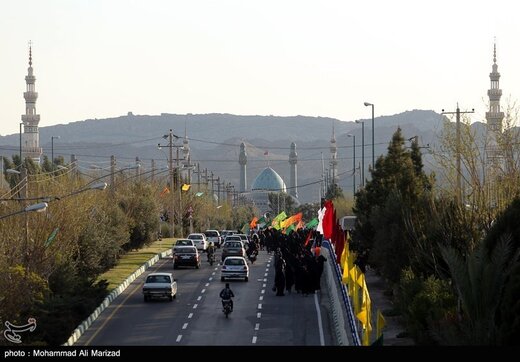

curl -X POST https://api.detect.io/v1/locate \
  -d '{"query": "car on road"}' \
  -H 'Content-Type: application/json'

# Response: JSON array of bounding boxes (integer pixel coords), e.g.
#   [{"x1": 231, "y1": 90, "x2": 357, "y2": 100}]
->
[
  {"x1": 142, "y1": 272, "x2": 177, "y2": 302},
  {"x1": 173, "y1": 246, "x2": 201, "y2": 269},
  {"x1": 221, "y1": 256, "x2": 249, "y2": 282},
  {"x1": 221, "y1": 239, "x2": 246, "y2": 261},
  {"x1": 187, "y1": 233, "x2": 208, "y2": 252},
  {"x1": 175, "y1": 239, "x2": 196, "y2": 247},
  {"x1": 204, "y1": 230, "x2": 222, "y2": 247}
]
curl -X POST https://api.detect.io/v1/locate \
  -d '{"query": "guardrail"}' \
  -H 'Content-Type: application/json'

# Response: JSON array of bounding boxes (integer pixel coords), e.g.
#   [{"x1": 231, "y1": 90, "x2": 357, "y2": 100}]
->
[
  {"x1": 64, "y1": 248, "x2": 173, "y2": 346},
  {"x1": 322, "y1": 239, "x2": 361, "y2": 346}
]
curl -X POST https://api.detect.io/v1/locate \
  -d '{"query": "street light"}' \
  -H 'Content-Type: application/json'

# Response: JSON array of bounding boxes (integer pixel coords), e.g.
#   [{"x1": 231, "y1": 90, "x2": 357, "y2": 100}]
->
[
  {"x1": 364, "y1": 102, "x2": 375, "y2": 170},
  {"x1": 347, "y1": 134, "x2": 356, "y2": 195},
  {"x1": 51, "y1": 136, "x2": 60, "y2": 166},
  {"x1": 0, "y1": 202, "x2": 48, "y2": 220},
  {"x1": 355, "y1": 120, "x2": 365, "y2": 187}
]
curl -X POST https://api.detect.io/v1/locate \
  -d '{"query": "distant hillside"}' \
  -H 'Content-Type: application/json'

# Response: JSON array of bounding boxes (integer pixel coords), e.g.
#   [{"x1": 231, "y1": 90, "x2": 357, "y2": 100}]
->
[{"x1": 0, "y1": 110, "x2": 444, "y2": 203}]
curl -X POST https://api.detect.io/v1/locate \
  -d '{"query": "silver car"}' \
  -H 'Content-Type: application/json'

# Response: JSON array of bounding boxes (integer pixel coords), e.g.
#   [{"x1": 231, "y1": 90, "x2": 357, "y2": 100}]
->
[
  {"x1": 221, "y1": 256, "x2": 249, "y2": 282},
  {"x1": 143, "y1": 272, "x2": 178, "y2": 302}
]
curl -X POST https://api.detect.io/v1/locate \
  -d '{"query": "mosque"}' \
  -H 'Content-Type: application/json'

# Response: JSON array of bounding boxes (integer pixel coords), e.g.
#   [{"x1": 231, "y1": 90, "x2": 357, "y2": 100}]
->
[{"x1": 237, "y1": 130, "x2": 338, "y2": 213}]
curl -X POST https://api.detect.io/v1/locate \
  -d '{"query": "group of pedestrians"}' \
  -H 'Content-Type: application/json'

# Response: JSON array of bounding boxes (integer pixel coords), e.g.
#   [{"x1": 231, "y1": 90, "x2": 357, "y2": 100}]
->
[{"x1": 254, "y1": 228, "x2": 327, "y2": 297}]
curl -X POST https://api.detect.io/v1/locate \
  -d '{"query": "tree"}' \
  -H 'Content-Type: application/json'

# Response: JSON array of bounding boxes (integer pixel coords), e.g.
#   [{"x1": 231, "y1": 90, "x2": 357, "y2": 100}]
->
[{"x1": 353, "y1": 127, "x2": 433, "y2": 281}]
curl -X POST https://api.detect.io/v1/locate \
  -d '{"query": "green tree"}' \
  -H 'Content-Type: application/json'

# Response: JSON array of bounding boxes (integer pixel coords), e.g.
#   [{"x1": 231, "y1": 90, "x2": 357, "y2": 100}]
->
[{"x1": 353, "y1": 127, "x2": 433, "y2": 282}]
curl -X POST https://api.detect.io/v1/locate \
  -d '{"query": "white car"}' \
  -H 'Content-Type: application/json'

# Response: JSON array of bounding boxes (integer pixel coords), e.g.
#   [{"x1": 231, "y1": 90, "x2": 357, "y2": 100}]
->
[
  {"x1": 221, "y1": 256, "x2": 249, "y2": 282},
  {"x1": 142, "y1": 272, "x2": 177, "y2": 302},
  {"x1": 187, "y1": 233, "x2": 208, "y2": 252}
]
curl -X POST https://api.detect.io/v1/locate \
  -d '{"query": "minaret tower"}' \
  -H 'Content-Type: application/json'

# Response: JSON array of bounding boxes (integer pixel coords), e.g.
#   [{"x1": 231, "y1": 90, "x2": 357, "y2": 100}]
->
[
  {"x1": 21, "y1": 42, "x2": 42, "y2": 164},
  {"x1": 486, "y1": 41, "x2": 504, "y2": 163},
  {"x1": 329, "y1": 123, "x2": 338, "y2": 185},
  {"x1": 182, "y1": 123, "x2": 191, "y2": 181},
  {"x1": 239, "y1": 142, "x2": 247, "y2": 192},
  {"x1": 289, "y1": 142, "x2": 298, "y2": 198}
]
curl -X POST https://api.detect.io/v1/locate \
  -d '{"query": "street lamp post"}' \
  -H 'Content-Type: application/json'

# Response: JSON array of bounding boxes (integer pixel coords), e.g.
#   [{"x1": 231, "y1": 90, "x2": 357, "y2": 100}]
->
[
  {"x1": 0, "y1": 202, "x2": 48, "y2": 220},
  {"x1": 51, "y1": 136, "x2": 60, "y2": 167},
  {"x1": 364, "y1": 102, "x2": 375, "y2": 170},
  {"x1": 348, "y1": 134, "x2": 356, "y2": 195},
  {"x1": 355, "y1": 120, "x2": 365, "y2": 187}
]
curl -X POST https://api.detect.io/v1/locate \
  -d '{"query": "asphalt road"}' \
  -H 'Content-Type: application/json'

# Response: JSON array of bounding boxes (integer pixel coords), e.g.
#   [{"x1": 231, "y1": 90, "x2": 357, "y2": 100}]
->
[{"x1": 76, "y1": 249, "x2": 334, "y2": 346}]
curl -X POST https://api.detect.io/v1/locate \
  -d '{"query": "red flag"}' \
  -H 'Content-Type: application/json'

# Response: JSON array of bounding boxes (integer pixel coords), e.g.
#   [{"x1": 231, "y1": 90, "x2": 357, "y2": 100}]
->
[
  {"x1": 322, "y1": 200, "x2": 334, "y2": 239},
  {"x1": 304, "y1": 230, "x2": 313, "y2": 247}
]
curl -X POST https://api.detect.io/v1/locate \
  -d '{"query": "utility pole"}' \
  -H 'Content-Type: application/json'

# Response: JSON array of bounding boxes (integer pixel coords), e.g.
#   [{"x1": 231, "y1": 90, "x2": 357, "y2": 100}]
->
[
  {"x1": 442, "y1": 104, "x2": 474, "y2": 203},
  {"x1": 110, "y1": 155, "x2": 116, "y2": 196},
  {"x1": 151, "y1": 159, "x2": 155, "y2": 182}
]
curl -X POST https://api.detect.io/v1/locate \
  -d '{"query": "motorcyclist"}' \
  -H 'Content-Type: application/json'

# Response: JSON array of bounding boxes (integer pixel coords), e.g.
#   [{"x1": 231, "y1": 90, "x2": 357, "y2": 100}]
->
[
  {"x1": 207, "y1": 242, "x2": 215, "y2": 262},
  {"x1": 219, "y1": 283, "x2": 235, "y2": 311}
]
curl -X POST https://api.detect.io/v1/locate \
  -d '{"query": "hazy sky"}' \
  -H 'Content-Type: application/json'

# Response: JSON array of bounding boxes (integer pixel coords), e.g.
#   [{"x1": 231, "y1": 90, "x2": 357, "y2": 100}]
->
[{"x1": 1, "y1": 0, "x2": 519, "y2": 136}]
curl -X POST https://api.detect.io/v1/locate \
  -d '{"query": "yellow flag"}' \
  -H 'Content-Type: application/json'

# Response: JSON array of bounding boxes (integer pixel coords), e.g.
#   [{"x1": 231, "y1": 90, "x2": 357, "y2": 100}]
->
[
  {"x1": 376, "y1": 309, "x2": 386, "y2": 338},
  {"x1": 181, "y1": 184, "x2": 191, "y2": 191},
  {"x1": 341, "y1": 258, "x2": 349, "y2": 284}
]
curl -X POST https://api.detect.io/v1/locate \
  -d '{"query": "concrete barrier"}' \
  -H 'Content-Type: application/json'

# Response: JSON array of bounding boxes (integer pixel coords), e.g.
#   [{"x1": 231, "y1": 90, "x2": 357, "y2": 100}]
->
[{"x1": 64, "y1": 248, "x2": 172, "y2": 346}]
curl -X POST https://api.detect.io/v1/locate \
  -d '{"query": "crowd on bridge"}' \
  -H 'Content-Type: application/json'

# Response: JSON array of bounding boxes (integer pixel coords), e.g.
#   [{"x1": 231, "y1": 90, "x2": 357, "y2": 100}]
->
[{"x1": 251, "y1": 228, "x2": 328, "y2": 297}]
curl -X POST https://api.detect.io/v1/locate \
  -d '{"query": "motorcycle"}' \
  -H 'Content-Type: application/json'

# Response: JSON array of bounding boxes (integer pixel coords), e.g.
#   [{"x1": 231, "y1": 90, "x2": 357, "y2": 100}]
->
[
  {"x1": 222, "y1": 299, "x2": 232, "y2": 318},
  {"x1": 247, "y1": 249, "x2": 258, "y2": 264},
  {"x1": 208, "y1": 252, "x2": 215, "y2": 266}
]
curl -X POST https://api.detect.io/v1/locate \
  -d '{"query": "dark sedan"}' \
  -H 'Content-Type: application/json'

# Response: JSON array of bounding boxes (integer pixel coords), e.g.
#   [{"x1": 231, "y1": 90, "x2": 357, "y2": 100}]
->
[{"x1": 173, "y1": 246, "x2": 201, "y2": 269}]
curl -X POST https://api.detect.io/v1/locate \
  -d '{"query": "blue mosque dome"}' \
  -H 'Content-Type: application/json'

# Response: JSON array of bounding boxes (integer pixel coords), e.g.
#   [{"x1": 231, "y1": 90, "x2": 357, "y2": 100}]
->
[{"x1": 251, "y1": 167, "x2": 286, "y2": 192}]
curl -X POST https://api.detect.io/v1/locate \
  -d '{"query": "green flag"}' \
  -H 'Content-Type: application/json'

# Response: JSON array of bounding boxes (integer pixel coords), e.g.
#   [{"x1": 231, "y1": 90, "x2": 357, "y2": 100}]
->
[
  {"x1": 305, "y1": 218, "x2": 319, "y2": 229},
  {"x1": 241, "y1": 223, "x2": 250, "y2": 234},
  {"x1": 45, "y1": 227, "x2": 59, "y2": 247},
  {"x1": 285, "y1": 224, "x2": 296, "y2": 235}
]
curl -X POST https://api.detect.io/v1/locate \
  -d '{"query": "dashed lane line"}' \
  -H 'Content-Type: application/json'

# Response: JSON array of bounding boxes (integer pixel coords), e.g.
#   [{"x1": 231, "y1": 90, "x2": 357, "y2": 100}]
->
[
  {"x1": 257, "y1": 312, "x2": 261, "y2": 318},
  {"x1": 258, "y1": 303, "x2": 262, "y2": 310},
  {"x1": 261, "y1": 289, "x2": 265, "y2": 294},
  {"x1": 252, "y1": 336, "x2": 257, "y2": 344},
  {"x1": 182, "y1": 323, "x2": 188, "y2": 330},
  {"x1": 197, "y1": 296, "x2": 202, "y2": 301},
  {"x1": 205, "y1": 283, "x2": 210, "y2": 287},
  {"x1": 201, "y1": 289, "x2": 206, "y2": 293},
  {"x1": 176, "y1": 335, "x2": 182, "y2": 343},
  {"x1": 188, "y1": 313, "x2": 193, "y2": 319},
  {"x1": 259, "y1": 296, "x2": 263, "y2": 301},
  {"x1": 193, "y1": 304, "x2": 198, "y2": 309},
  {"x1": 255, "y1": 323, "x2": 260, "y2": 331}
]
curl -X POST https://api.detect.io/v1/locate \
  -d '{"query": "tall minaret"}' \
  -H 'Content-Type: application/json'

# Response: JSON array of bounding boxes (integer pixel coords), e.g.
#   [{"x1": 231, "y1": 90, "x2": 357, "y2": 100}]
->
[
  {"x1": 289, "y1": 142, "x2": 298, "y2": 198},
  {"x1": 21, "y1": 43, "x2": 42, "y2": 164},
  {"x1": 239, "y1": 142, "x2": 247, "y2": 192},
  {"x1": 182, "y1": 123, "x2": 191, "y2": 181},
  {"x1": 486, "y1": 41, "x2": 504, "y2": 163},
  {"x1": 329, "y1": 123, "x2": 338, "y2": 185}
]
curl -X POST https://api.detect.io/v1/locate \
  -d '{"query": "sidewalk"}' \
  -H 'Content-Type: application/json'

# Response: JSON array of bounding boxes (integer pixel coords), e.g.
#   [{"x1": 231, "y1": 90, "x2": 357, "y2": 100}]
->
[{"x1": 365, "y1": 268, "x2": 414, "y2": 346}]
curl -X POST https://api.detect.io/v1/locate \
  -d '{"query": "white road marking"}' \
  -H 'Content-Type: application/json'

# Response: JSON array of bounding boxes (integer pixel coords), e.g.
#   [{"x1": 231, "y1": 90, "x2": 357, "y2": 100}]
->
[
  {"x1": 257, "y1": 279, "x2": 264, "y2": 282},
  {"x1": 212, "y1": 272, "x2": 215, "y2": 276},
  {"x1": 259, "y1": 296, "x2": 263, "y2": 301},
  {"x1": 205, "y1": 283, "x2": 210, "y2": 287},
  {"x1": 176, "y1": 335, "x2": 182, "y2": 342},
  {"x1": 265, "y1": 268, "x2": 269, "y2": 272},
  {"x1": 264, "y1": 273, "x2": 268, "y2": 277},
  {"x1": 258, "y1": 303, "x2": 262, "y2": 309},
  {"x1": 188, "y1": 313, "x2": 193, "y2": 319},
  {"x1": 261, "y1": 289, "x2": 265, "y2": 294},
  {"x1": 262, "y1": 284, "x2": 266, "y2": 288},
  {"x1": 252, "y1": 336, "x2": 257, "y2": 344},
  {"x1": 255, "y1": 323, "x2": 260, "y2": 331},
  {"x1": 201, "y1": 289, "x2": 206, "y2": 293},
  {"x1": 263, "y1": 278, "x2": 267, "y2": 282},
  {"x1": 197, "y1": 296, "x2": 202, "y2": 301},
  {"x1": 257, "y1": 312, "x2": 262, "y2": 318},
  {"x1": 267, "y1": 264, "x2": 270, "y2": 267},
  {"x1": 182, "y1": 323, "x2": 188, "y2": 330},
  {"x1": 314, "y1": 293, "x2": 325, "y2": 346},
  {"x1": 193, "y1": 304, "x2": 198, "y2": 309},
  {"x1": 209, "y1": 277, "x2": 213, "y2": 281},
  {"x1": 214, "y1": 267, "x2": 218, "y2": 271}
]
